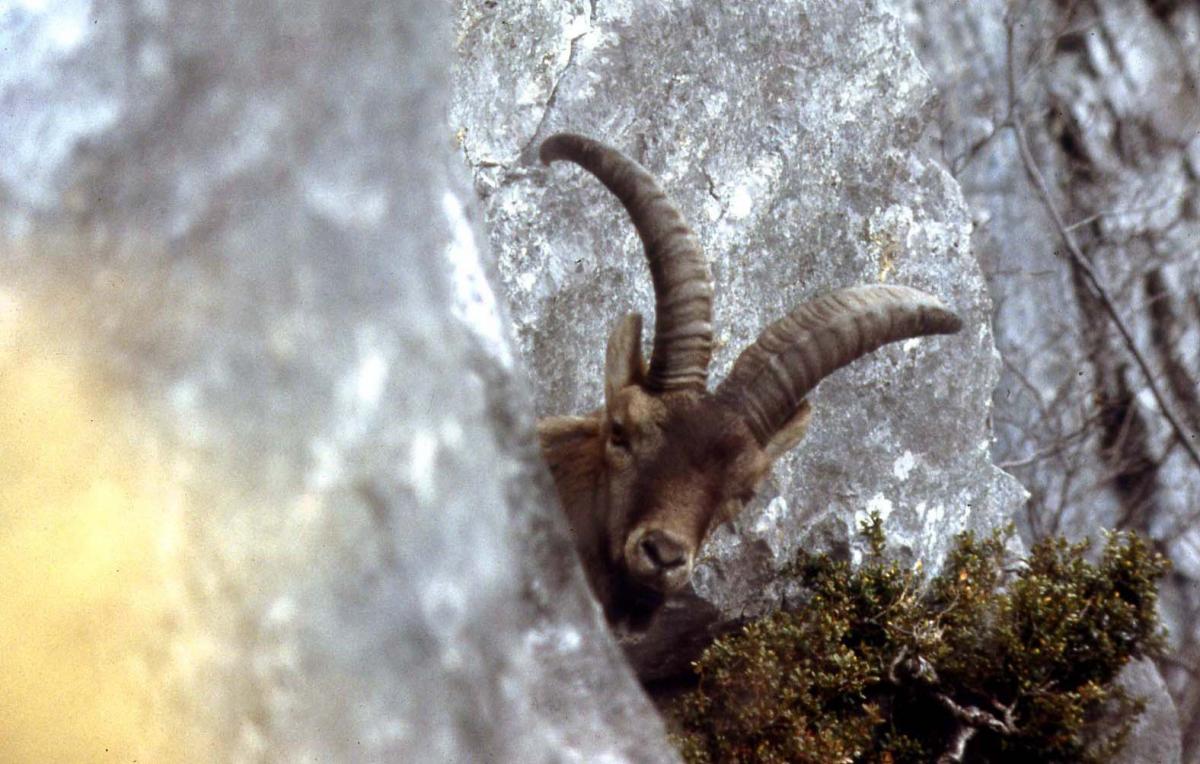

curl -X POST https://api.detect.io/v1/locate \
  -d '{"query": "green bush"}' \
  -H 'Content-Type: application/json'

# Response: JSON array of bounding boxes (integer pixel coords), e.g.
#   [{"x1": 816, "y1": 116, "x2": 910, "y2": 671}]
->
[{"x1": 669, "y1": 517, "x2": 1168, "y2": 763}]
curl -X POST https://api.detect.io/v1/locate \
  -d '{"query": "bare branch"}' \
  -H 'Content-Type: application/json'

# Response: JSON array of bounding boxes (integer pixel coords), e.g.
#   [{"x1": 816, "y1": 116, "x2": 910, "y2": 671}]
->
[
  {"x1": 934, "y1": 692, "x2": 1017, "y2": 763},
  {"x1": 1003, "y1": 15, "x2": 1200, "y2": 476},
  {"x1": 1063, "y1": 193, "x2": 1187, "y2": 233}
]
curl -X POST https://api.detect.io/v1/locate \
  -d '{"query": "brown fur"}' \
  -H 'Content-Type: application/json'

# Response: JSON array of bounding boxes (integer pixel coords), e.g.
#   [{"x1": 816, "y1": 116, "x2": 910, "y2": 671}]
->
[{"x1": 538, "y1": 384, "x2": 802, "y2": 626}]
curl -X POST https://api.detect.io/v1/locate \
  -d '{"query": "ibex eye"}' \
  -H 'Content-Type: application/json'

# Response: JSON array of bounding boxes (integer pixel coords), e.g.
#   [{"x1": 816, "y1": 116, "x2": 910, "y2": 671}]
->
[{"x1": 609, "y1": 422, "x2": 630, "y2": 449}]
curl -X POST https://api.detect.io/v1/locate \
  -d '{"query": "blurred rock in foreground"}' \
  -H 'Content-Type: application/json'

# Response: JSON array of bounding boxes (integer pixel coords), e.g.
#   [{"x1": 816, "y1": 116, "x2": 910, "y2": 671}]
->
[{"x1": 0, "y1": 0, "x2": 674, "y2": 760}]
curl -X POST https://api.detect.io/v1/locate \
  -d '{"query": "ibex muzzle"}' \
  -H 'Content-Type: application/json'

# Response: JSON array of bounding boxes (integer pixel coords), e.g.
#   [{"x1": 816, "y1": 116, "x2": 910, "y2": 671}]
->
[{"x1": 535, "y1": 133, "x2": 962, "y2": 626}]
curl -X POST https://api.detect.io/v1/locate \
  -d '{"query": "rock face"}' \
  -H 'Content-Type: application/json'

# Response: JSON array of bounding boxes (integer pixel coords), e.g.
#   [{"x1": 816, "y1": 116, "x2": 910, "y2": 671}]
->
[
  {"x1": 0, "y1": 0, "x2": 675, "y2": 761},
  {"x1": 1113, "y1": 659, "x2": 1185, "y2": 764},
  {"x1": 899, "y1": 0, "x2": 1195, "y2": 758},
  {"x1": 454, "y1": 0, "x2": 1025, "y2": 678}
]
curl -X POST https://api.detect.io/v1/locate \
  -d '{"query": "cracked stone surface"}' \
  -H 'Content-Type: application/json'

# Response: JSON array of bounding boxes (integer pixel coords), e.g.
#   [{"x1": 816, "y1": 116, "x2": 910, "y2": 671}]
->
[
  {"x1": 0, "y1": 0, "x2": 676, "y2": 761},
  {"x1": 899, "y1": 0, "x2": 1195, "y2": 759},
  {"x1": 453, "y1": 0, "x2": 1026, "y2": 679}
]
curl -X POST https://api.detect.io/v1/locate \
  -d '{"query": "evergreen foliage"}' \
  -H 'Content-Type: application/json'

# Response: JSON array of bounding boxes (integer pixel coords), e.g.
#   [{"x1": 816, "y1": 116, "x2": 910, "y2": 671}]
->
[{"x1": 669, "y1": 517, "x2": 1168, "y2": 763}]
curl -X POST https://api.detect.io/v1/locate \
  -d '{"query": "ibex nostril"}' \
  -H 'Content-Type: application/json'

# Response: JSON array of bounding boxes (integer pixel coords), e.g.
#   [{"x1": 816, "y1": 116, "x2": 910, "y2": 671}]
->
[{"x1": 640, "y1": 531, "x2": 687, "y2": 570}]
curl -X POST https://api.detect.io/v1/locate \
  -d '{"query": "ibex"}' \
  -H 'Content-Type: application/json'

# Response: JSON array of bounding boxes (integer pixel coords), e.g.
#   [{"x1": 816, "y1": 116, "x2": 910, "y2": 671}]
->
[{"x1": 536, "y1": 133, "x2": 962, "y2": 626}]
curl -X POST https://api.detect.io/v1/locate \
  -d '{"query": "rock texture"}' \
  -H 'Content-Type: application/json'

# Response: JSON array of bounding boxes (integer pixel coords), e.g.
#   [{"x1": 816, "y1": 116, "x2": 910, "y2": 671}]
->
[
  {"x1": 1113, "y1": 659, "x2": 1185, "y2": 764},
  {"x1": 454, "y1": 0, "x2": 1025, "y2": 679},
  {"x1": 0, "y1": 0, "x2": 675, "y2": 761},
  {"x1": 899, "y1": 0, "x2": 1195, "y2": 759}
]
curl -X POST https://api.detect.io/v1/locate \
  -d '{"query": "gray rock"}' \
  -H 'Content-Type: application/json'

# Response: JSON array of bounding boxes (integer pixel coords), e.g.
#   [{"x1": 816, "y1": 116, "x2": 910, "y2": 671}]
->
[
  {"x1": 898, "y1": 0, "x2": 1194, "y2": 759},
  {"x1": 0, "y1": 0, "x2": 675, "y2": 761},
  {"x1": 1112, "y1": 659, "x2": 1184, "y2": 764},
  {"x1": 453, "y1": 0, "x2": 1025, "y2": 679}
]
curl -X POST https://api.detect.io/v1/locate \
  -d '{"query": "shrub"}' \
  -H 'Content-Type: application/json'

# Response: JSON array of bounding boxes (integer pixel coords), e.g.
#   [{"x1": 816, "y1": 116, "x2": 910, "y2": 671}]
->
[{"x1": 669, "y1": 517, "x2": 1168, "y2": 763}]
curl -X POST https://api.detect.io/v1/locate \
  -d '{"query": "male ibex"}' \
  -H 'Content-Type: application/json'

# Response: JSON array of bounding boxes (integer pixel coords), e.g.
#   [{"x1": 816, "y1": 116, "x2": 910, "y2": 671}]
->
[{"x1": 536, "y1": 133, "x2": 962, "y2": 626}]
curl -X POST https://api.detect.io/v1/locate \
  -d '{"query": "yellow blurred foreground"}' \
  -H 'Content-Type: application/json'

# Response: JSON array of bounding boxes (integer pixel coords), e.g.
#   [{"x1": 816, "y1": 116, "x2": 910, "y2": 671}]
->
[{"x1": 0, "y1": 296, "x2": 185, "y2": 762}]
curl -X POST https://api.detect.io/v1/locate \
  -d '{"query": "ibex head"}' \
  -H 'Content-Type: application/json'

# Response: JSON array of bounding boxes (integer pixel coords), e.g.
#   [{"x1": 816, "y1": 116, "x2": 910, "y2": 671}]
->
[{"x1": 536, "y1": 133, "x2": 961, "y2": 626}]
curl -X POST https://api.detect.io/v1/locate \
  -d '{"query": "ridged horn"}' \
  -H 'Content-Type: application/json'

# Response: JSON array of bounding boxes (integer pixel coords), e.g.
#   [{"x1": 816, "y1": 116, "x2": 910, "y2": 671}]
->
[
  {"x1": 715, "y1": 285, "x2": 962, "y2": 445},
  {"x1": 540, "y1": 133, "x2": 713, "y2": 392}
]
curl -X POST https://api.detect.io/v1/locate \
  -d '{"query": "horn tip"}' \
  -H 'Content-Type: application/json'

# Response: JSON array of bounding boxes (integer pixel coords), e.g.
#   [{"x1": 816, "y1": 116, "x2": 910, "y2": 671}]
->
[
  {"x1": 933, "y1": 307, "x2": 964, "y2": 335},
  {"x1": 900, "y1": 286, "x2": 963, "y2": 336}
]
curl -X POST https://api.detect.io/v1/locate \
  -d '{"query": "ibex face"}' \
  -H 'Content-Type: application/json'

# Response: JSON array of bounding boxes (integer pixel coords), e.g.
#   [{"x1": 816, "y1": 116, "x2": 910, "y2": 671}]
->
[
  {"x1": 600, "y1": 383, "x2": 767, "y2": 596},
  {"x1": 536, "y1": 133, "x2": 962, "y2": 626}
]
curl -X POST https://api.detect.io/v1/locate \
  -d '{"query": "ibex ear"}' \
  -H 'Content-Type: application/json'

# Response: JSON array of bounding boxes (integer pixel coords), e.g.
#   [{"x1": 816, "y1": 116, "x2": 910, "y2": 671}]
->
[
  {"x1": 605, "y1": 312, "x2": 646, "y2": 410},
  {"x1": 763, "y1": 400, "x2": 813, "y2": 463}
]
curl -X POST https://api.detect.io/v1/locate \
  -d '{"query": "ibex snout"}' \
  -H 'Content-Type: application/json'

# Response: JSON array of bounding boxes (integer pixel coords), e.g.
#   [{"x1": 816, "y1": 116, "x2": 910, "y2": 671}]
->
[{"x1": 626, "y1": 527, "x2": 694, "y2": 592}]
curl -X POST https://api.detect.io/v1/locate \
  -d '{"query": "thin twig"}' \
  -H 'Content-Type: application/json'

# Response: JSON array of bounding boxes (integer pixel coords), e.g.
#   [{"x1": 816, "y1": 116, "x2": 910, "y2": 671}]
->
[
  {"x1": 1063, "y1": 193, "x2": 1186, "y2": 233},
  {"x1": 1003, "y1": 15, "x2": 1200, "y2": 476},
  {"x1": 1159, "y1": 652, "x2": 1200, "y2": 678},
  {"x1": 996, "y1": 418, "x2": 1095, "y2": 469},
  {"x1": 999, "y1": 354, "x2": 1054, "y2": 425},
  {"x1": 1021, "y1": 11, "x2": 1099, "y2": 90},
  {"x1": 934, "y1": 692, "x2": 1017, "y2": 763},
  {"x1": 937, "y1": 692, "x2": 1017, "y2": 735}
]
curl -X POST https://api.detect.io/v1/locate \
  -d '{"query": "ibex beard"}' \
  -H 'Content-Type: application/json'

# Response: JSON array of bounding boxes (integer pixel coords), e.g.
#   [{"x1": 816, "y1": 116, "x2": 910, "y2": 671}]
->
[{"x1": 535, "y1": 133, "x2": 961, "y2": 628}]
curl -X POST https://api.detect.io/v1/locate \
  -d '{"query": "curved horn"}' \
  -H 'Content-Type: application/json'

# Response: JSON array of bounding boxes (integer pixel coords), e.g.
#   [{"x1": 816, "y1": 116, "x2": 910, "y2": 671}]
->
[
  {"x1": 715, "y1": 285, "x2": 962, "y2": 445},
  {"x1": 540, "y1": 133, "x2": 713, "y2": 392}
]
